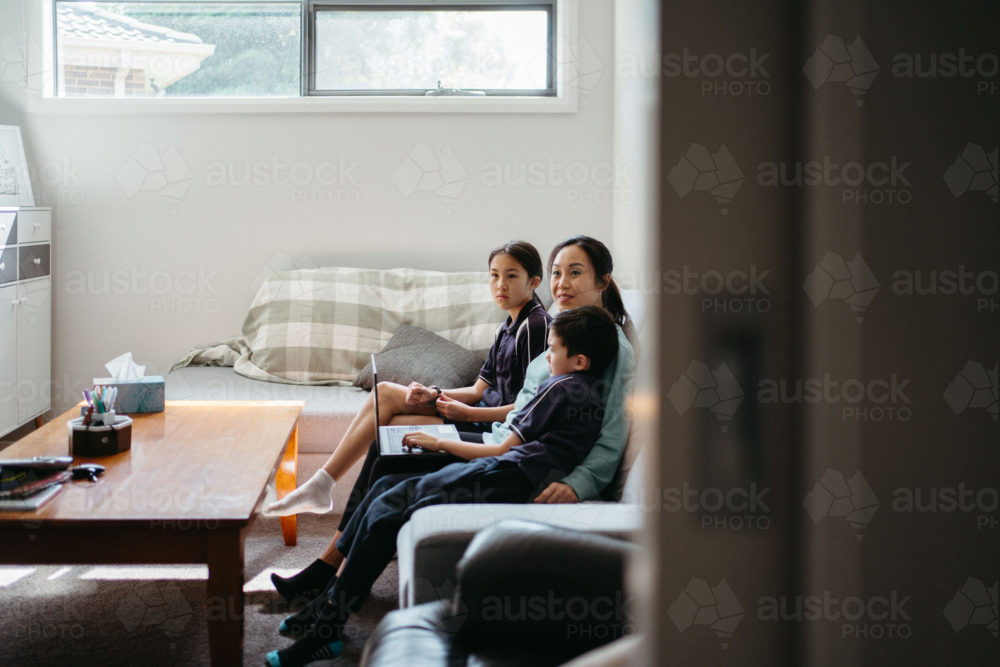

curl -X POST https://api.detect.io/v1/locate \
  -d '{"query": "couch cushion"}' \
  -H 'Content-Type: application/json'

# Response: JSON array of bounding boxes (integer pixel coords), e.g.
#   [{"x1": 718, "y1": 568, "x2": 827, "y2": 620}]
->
[
  {"x1": 165, "y1": 366, "x2": 367, "y2": 453},
  {"x1": 241, "y1": 267, "x2": 506, "y2": 384},
  {"x1": 353, "y1": 324, "x2": 487, "y2": 391}
]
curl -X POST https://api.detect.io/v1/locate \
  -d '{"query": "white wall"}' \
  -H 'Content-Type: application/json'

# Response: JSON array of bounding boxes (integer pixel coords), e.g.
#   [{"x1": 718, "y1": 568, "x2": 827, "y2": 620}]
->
[{"x1": 0, "y1": 0, "x2": 619, "y2": 415}]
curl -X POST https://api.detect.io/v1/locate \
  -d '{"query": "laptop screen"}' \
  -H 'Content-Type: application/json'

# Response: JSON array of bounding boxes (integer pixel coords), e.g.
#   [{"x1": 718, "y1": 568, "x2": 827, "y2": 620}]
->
[{"x1": 371, "y1": 354, "x2": 380, "y2": 448}]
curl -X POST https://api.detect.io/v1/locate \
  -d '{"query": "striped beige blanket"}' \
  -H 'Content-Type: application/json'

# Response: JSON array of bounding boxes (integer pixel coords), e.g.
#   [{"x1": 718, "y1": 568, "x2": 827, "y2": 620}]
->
[{"x1": 171, "y1": 267, "x2": 506, "y2": 385}]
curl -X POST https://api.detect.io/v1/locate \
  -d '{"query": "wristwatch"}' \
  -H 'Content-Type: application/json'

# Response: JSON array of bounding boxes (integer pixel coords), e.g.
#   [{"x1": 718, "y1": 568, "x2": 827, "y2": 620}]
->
[{"x1": 429, "y1": 385, "x2": 443, "y2": 400}]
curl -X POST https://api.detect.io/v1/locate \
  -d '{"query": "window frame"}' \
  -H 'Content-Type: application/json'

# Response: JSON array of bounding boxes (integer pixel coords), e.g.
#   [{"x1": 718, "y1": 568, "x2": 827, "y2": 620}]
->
[
  {"x1": 49, "y1": 0, "x2": 558, "y2": 99},
  {"x1": 304, "y1": 1, "x2": 557, "y2": 97}
]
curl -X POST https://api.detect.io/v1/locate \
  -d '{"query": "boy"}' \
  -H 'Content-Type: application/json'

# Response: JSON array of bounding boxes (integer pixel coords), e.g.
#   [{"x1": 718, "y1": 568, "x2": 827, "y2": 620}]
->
[{"x1": 266, "y1": 306, "x2": 620, "y2": 667}]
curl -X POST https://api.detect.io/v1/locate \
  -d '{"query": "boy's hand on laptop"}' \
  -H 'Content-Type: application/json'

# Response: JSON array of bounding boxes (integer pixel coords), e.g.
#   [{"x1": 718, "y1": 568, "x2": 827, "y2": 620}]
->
[
  {"x1": 435, "y1": 395, "x2": 469, "y2": 421},
  {"x1": 406, "y1": 383, "x2": 436, "y2": 404},
  {"x1": 534, "y1": 482, "x2": 579, "y2": 504},
  {"x1": 402, "y1": 432, "x2": 442, "y2": 451}
]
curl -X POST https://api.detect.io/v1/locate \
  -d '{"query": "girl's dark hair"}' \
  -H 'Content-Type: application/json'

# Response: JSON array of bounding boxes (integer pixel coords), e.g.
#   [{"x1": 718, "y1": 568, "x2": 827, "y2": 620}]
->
[
  {"x1": 547, "y1": 235, "x2": 631, "y2": 329},
  {"x1": 488, "y1": 240, "x2": 544, "y2": 301}
]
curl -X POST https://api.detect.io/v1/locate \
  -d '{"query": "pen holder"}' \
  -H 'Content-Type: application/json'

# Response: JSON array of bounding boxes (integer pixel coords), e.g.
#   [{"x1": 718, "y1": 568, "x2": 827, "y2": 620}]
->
[
  {"x1": 79, "y1": 407, "x2": 117, "y2": 426},
  {"x1": 68, "y1": 415, "x2": 133, "y2": 456}
]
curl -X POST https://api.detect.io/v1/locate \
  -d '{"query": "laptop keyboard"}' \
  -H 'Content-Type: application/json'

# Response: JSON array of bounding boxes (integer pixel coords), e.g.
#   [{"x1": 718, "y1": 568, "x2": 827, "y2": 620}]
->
[{"x1": 382, "y1": 426, "x2": 425, "y2": 454}]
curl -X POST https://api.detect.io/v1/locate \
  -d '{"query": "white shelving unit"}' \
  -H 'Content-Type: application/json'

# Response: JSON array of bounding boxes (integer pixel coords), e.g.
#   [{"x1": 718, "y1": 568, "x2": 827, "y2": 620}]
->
[{"x1": 0, "y1": 206, "x2": 52, "y2": 438}]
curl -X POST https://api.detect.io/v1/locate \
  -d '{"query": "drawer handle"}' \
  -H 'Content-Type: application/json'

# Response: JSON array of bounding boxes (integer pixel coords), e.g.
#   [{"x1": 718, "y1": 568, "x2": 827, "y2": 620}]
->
[
  {"x1": 33, "y1": 258, "x2": 41, "y2": 265},
  {"x1": 0, "y1": 262, "x2": 4, "y2": 270},
  {"x1": 34, "y1": 222, "x2": 41, "y2": 228},
  {"x1": 0, "y1": 224, "x2": 5, "y2": 231},
  {"x1": 19, "y1": 297, "x2": 25, "y2": 305}
]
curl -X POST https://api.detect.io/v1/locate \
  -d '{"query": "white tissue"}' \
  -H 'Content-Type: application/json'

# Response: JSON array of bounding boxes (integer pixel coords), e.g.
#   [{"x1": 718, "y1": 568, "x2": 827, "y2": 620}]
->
[{"x1": 105, "y1": 352, "x2": 145, "y2": 382}]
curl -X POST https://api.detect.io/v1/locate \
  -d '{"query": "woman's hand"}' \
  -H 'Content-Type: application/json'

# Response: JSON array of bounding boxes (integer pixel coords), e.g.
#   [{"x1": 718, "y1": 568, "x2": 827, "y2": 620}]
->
[
  {"x1": 533, "y1": 482, "x2": 579, "y2": 504},
  {"x1": 435, "y1": 395, "x2": 470, "y2": 421},
  {"x1": 401, "y1": 432, "x2": 444, "y2": 452},
  {"x1": 406, "y1": 382, "x2": 437, "y2": 405}
]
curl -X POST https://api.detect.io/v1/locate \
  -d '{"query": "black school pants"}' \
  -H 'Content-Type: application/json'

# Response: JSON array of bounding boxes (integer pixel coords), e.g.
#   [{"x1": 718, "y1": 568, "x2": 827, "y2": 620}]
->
[
  {"x1": 317, "y1": 457, "x2": 533, "y2": 626},
  {"x1": 336, "y1": 431, "x2": 486, "y2": 532}
]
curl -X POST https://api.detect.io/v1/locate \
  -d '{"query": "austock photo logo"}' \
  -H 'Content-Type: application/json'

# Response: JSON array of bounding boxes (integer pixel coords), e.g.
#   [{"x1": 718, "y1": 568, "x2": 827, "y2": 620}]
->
[
  {"x1": 393, "y1": 143, "x2": 469, "y2": 211},
  {"x1": 667, "y1": 143, "x2": 744, "y2": 215},
  {"x1": 803, "y1": 35, "x2": 879, "y2": 106},
  {"x1": 803, "y1": 469, "x2": 880, "y2": 541},
  {"x1": 668, "y1": 578, "x2": 745, "y2": 649},
  {"x1": 480, "y1": 156, "x2": 636, "y2": 205},
  {"x1": 892, "y1": 49, "x2": 999, "y2": 95},
  {"x1": 412, "y1": 578, "x2": 469, "y2": 636},
  {"x1": 757, "y1": 589, "x2": 912, "y2": 640},
  {"x1": 943, "y1": 360, "x2": 998, "y2": 422},
  {"x1": 667, "y1": 360, "x2": 745, "y2": 432},
  {"x1": 662, "y1": 265, "x2": 772, "y2": 314},
  {"x1": 944, "y1": 578, "x2": 998, "y2": 638},
  {"x1": 116, "y1": 144, "x2": 194, "y2": 212},
  {"x1": 532, "y1": 35, "x2": 604, "y2": 103},
  {"x1": 617, "y1": 47, "x2": 771, "y2": 97},
  {"x1": 943, "y1": 143, "x2": 998, "y2": 203},
  {"x1": 204, "y1": 156, "x2": 360, "y2": 205},
  {"x1": 0, "y1": 33, "x2": 48, "y2": 92},
  {"x1": 803, "y1": 252, "x2": 879, "y2": 323},
  {"x1": 116, "y1": 581, "x2": 193, "y2": 649},
  {"x1": 757, "y1": 155, "x2": 912, "y2": 204}
]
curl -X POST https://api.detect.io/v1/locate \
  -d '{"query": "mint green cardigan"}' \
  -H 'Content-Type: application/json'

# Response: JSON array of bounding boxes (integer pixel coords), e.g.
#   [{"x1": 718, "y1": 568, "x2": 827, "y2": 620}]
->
[{"x1": 483, "y1": 325, "x2": 636, "y2": 500}]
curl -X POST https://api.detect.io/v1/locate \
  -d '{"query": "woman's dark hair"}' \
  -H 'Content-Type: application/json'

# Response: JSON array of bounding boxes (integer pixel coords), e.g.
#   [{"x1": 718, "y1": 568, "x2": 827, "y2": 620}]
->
[
  {"x1": 547, "y1": 235, "x2": 631, "y2": 329},
  {"x1": 489, "y1": 240, "x2": 544, "y2": 301}
]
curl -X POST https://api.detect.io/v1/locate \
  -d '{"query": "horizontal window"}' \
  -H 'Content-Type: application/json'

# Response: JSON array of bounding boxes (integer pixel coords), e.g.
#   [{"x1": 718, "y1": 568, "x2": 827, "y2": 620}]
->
[
  {"x1": 51, "y1": 1, "x2": 556, "y2": 98},
  {"x1": 55, "y1": 1, "x2": 302, "y2": 97},
  {"x1": 311, "y1": 5, "x2": 553, "y2": 95}
]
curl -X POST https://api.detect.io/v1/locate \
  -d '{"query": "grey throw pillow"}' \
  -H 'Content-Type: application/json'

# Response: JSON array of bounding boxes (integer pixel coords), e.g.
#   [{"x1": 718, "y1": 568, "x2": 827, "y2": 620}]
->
[{"x1": 353, "y1": 324, "x2": 488, "y2": 391}]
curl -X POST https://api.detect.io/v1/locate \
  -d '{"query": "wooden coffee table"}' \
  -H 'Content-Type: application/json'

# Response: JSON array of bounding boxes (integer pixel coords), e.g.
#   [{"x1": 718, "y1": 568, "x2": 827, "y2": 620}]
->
[{"x1": 0, "y1": 400, "x2": 303, "y2": 667}]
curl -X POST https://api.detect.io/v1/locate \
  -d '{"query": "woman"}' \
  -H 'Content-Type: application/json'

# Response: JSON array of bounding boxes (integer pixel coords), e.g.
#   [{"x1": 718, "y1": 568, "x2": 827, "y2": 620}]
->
[{"x1": 271, "y1": 235, "x2": 637, "y2": 604}]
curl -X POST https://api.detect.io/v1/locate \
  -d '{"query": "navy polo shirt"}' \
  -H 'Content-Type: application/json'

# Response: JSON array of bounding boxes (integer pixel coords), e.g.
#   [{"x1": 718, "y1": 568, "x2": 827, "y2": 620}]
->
[
  {"x1": 479, "y1": 299, "x2": 552, "y2": 408},
  {"x1": 496, "y1": 372, "x2": 605, "y2": 490}
]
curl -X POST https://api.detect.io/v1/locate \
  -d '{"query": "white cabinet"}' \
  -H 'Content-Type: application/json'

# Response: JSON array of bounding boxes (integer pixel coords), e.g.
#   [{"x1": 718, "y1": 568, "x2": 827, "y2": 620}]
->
[
  {"x1": 0, "y1": 207, "x2": 52, "y2": 438},
  {"x1": 16, "y1": 278, "x2": 52, "y2": 424},
  {"x1": 0, "y1": 284, "x2": 17, "y2": 435}
]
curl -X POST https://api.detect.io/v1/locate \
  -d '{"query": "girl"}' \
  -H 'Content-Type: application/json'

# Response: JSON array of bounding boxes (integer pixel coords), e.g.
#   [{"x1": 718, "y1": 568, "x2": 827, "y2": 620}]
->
[
  {"x1": 269, "y1": 235, "x2": 636, "y2": 608},
  {"x1": 263, "y1": 242, "x2": 551, "y2": 592}
]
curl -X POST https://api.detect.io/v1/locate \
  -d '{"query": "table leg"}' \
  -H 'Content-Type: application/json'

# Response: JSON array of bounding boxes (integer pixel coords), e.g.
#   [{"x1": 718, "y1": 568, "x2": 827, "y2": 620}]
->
[
  {"x1": 276, "y1": 425, "x2": 299, "y2": 547},
  {"x1": 34, "y1": 415, "x2": 44, "y2": 428},
  {"x1": 207, "y1": 529, "x2": 245, "y2": 667}
]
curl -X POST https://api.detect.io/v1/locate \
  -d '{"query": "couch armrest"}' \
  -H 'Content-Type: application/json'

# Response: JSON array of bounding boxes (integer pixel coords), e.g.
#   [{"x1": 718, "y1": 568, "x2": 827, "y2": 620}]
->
[
  {"x1": 453, "y1": 520, "x2": 638, "y2": 656},
  {"x1": 397, "y1": 503, "x2": 642, "y2": 608},
  {"x1": 366, "y1": 521, "x2": 638, "y2": 667}
]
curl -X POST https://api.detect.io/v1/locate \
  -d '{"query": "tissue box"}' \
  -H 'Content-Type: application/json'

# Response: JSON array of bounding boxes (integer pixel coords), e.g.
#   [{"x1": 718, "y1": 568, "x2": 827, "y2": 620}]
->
[{"x1": 92, "y1": 375, "x2": 165, "y2": 413}]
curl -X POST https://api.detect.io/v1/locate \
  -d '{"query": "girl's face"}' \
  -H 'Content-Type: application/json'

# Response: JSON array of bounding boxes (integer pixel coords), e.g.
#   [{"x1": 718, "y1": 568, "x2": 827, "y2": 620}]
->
[
  {"x1": 490, "y1": 253, "x2": 540, "y2": 312},
  {"x1": 550, "y1": 245, "x2": 606, "y2": 312}
]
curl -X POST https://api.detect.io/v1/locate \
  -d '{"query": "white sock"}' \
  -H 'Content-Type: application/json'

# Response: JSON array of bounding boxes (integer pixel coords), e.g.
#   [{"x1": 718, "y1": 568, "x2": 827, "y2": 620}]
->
[{"x1": 263, "y1": 470, "x2": 336, "y2": 517}]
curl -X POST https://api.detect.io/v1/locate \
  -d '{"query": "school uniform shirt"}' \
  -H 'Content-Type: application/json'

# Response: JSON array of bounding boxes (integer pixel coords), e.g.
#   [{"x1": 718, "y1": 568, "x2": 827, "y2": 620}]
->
[
  {"x1": 495, "y1": 372, "x2": 605, "y2": 491},
  {"x1": 478, "y1": 298, "x2": 552, "y2": 408},
  {"x1": 483, "y1": 324, "x2": 636, "y2": 501}
]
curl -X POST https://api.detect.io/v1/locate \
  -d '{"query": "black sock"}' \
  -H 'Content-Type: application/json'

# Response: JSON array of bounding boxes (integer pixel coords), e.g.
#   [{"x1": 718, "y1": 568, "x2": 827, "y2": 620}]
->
[
  {"x1": 279, "y1": 590, "x2": 328, "y2": 636},
  {"x1": 272, "y1": 559, "x2": 337, "y2": 602},
  {"x1": 272, "y1": 632, "x2": 343, "y2": 667}
]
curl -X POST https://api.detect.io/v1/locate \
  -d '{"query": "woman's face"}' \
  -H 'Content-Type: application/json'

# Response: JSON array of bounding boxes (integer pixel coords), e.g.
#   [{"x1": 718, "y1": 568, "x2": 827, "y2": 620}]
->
[{"x1": 550, "y1": 245, "x2": 605, "y2": 312}]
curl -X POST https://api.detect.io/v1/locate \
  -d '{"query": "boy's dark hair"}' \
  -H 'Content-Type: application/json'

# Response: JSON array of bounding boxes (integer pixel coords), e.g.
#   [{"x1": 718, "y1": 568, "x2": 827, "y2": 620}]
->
[{"x1": 551, "y1": 306, "x2": 619, "y2": 376}]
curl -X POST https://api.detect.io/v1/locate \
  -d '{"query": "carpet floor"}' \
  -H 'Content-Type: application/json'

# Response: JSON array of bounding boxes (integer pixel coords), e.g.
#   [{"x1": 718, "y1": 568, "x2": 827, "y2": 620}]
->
[{"x1": 0, "y1": 512, "x2": 397, "y2": 667}]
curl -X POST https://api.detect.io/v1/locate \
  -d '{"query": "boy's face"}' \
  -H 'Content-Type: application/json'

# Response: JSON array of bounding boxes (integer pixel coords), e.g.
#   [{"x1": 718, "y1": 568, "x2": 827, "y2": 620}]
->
[{"x1": 546, "y1": 329, "x2": 591, "y2": 376}]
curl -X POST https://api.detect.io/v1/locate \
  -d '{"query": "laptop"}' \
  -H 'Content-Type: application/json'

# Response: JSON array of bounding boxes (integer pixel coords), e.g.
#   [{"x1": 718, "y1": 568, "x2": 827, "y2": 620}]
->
[{"x1": 372, "y1": 354, "x2": 459, "y2": 456}]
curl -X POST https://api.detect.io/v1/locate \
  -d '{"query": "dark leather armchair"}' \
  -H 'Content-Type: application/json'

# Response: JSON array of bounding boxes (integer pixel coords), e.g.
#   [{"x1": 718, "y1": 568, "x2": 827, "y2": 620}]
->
[{"x1": 361, "y1": 520, "x2": 638, "y2": 667}]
